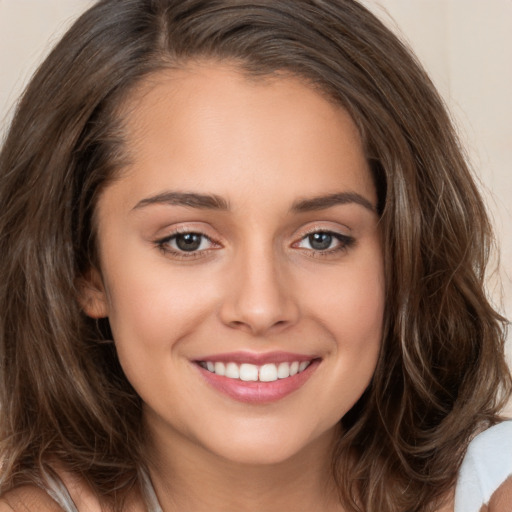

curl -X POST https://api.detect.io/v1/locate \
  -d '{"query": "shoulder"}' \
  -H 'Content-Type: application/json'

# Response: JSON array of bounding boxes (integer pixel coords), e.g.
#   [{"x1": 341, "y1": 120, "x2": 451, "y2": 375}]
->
[
  {"x1": 485, "y1": 475, "x2": 512, "y2": 511},
  {"x1": 0, "y1": 485, "x2": 64, "y2": 511},
  {"x1": 454, "y1": 420, "x2": 512, "y2": 512},
  {"x1": 0, "y1": 470, "x2": 145, "y2": 512}
]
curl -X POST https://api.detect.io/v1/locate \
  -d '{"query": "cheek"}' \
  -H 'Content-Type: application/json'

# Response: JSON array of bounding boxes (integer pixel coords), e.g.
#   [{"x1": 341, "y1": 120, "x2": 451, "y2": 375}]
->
[
  {"x1": 340, "y1": 269, "x2": 384, "y2": 345},
  {"x1": 103, "y1": 256, "x2": 221, "y2": 356},
  {"x1": 102, "y1": 263, "x2": 220, "y2": 409},
  {"x1": 302, "y1": 253, "x2": 385, "y2": 347},
  {"x1": 334, "y1": 261, "x2": 385, "y2": 375},
  {"x1": 299, "y1": 248, "x2": 385, "y2": 401}
]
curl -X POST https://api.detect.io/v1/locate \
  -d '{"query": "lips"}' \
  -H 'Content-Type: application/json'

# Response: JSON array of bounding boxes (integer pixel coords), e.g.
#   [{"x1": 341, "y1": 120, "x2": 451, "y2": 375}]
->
[{"x1": 193, "y1": 352, "x2": 320, "y2": 403}]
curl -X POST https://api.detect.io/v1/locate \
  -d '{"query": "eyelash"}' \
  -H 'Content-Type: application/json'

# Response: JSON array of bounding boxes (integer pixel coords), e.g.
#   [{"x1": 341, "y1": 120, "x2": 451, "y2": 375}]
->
[
  {"x1": 155, "y1": 230, "x2": 219, "y2": 260},
  {"x1": 292, "y1": 229, "x2": 355, "y2": 257},
  {"x1": 154, "y1": 228, "x2": 355, "y2": 260}
]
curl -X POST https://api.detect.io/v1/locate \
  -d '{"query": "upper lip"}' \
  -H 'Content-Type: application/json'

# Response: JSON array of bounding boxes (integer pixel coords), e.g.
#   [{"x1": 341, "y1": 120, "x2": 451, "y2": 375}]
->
[{"x1": 194, "y1": 351, "x2": 318, "y2": 365}]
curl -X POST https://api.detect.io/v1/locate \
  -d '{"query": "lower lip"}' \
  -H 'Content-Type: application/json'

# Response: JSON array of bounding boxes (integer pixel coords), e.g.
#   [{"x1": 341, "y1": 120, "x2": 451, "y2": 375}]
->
[{"x1": 195, "y1": 360, "x2": 320, "y2": 404}]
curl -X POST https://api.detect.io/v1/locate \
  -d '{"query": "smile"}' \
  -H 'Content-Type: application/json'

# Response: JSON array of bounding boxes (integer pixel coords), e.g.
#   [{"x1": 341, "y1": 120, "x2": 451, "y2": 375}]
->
[
  {"x1": 194, "y1": 352, "x2": 321, "y2": 404},
  {"x1": 198, "y1": 360, "x2": 312, "y2": 382}
]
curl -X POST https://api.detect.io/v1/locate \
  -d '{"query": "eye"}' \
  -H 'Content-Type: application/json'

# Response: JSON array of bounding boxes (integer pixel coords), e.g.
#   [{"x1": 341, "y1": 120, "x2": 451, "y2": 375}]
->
[
  {"x1": 294, "y1": 231, "x2": 354, "y2": 253},
  {"x1": 173, "y1": 232, "x2": 209, "y2": 252},
  {"x1": 156, "y1": 231, "x2": 217, "y2": 256}
]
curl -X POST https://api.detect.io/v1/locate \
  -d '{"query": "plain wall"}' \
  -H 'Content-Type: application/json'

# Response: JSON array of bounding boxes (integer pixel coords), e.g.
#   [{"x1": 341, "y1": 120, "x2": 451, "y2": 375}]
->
[{"x1": 1, "y1": 0, "x2": 511, "y2": 414}]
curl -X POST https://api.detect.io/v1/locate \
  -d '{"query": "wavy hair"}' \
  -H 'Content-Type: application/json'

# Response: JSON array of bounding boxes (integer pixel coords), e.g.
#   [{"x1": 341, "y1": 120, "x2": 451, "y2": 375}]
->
[{"x1": 0, "y1": 1, "x2": 510, "y2": 511}]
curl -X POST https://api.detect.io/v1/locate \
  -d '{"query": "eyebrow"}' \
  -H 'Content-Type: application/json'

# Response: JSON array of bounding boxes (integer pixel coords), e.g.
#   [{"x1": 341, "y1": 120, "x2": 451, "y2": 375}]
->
[
  {"x1": 291, "y1": 192, "x2": 375, "y2": 213},
  {"x1": 132, "y1": 191, "x2": 229, "y2": 211},
  {"x1": 132, "y1": 190, "x2": 375, "y2": 213}
]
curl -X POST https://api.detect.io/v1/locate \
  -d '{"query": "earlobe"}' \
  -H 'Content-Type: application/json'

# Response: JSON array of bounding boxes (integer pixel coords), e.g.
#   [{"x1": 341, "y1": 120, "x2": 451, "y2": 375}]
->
[{"x1": 77, "y1": 268, "x2": 109, "y2": 319}]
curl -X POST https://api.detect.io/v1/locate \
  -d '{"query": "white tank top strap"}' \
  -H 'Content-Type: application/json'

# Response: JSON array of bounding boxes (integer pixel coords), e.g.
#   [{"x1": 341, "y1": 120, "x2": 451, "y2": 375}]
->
[
  {"x1": 139, "y1": 468, "x2": 164, "y2": 512},
  {"x1": 40, "y1": 469, "x2": 79, "y2": 512}
]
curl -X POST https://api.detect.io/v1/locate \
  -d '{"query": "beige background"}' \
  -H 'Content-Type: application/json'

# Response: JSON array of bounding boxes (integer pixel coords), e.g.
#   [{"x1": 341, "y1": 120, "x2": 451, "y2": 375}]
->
[{"x1": 1, "y1": 0, "x2": 511, "y2": 414}]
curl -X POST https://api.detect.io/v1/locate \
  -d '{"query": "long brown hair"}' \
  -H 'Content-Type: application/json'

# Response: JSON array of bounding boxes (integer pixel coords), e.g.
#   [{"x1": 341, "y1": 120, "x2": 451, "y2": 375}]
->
[{"x1": 1, "y1": 1, "x2": 510, "y2": 511}]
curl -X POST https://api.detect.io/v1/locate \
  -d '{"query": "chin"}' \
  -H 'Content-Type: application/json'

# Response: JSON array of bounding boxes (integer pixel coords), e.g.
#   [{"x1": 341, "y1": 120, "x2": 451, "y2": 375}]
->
[
  {"x1": 201, "y1": 422, "x2": 334, "y2": 467},
  {"x1": 215, "y1": 442, "x2": 308, "y2": 466}
]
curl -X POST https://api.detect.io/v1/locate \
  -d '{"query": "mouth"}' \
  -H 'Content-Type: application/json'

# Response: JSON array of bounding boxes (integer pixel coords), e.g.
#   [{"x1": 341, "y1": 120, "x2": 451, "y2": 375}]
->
[
  {"x1": 193, "y1": 352, "x2": 321, "y2": 403},
  {"x1": 197, "y1": 360, "x2": 312, "y2": 382}
]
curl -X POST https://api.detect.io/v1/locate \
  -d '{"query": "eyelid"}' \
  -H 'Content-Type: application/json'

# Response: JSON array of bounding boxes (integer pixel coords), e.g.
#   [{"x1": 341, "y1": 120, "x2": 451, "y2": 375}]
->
[
  {"x1": 153, "y1": 222, "x2": 221, "y2": 243},
  {"x1": 292, "y1": 222, "x2": 352, "y2": 241},
  {"x1": 293, "y1": 230, "x2": 353, "y2": 248},
  {"x1": 290, "y1": 223, "x2": 356, "y2": 255},
  {"x1": 154, "y1": 224, "x2": 222, "y2": 259}
]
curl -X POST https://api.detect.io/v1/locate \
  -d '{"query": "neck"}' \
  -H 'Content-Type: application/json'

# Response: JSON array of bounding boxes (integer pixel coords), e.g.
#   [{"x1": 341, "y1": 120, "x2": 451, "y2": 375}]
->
[{"x1": 145, "y1": 418, "x2": 345, "y2": 512}]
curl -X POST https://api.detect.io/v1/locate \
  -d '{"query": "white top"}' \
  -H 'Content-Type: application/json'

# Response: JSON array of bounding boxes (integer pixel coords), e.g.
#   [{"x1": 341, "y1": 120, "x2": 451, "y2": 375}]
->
[{"x1": 454, "y1": 420, "x2": 512, "y2": 512}]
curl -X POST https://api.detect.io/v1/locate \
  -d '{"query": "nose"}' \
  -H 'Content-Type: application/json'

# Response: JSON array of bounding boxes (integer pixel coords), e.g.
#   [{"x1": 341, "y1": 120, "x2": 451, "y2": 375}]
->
[{"x1": 219, "y1": 247, "x2": 300, "y2": 336}]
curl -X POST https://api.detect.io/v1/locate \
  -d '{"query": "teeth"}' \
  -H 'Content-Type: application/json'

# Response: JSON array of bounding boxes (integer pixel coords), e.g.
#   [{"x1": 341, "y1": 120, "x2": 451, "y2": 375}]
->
[
  {"x1": 225, "y1": 362, "x2": 240, "y2": 379},
  {"x1": 239, "y1": 363, "x2": 259, "y2": 381},
  {"x1": 200, "y1": 360, "x2": 312, "y2": 381},
  {"x1": 277, "y1": 362, "x2": 290, "y2": 379},
  {"x1": 259, "y1": 363, "x2": 278, "y2": 382},
  {"x1": 214, "y1": 362, "x2": 225, "y2": 376}
]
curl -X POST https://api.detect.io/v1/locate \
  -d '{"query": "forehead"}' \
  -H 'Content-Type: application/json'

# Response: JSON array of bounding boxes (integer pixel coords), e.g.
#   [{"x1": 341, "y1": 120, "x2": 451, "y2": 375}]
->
[{"x1": 110, "y1": 63, "x2": 375, "y2": 209}]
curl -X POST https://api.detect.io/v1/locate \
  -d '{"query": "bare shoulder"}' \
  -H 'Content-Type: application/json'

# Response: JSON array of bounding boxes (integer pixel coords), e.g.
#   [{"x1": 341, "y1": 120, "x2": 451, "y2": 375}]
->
[
  {"x1": 0, "y1": 498, "x2": 14, "y2": 512},
  {"x1": 484, "y1": 475, "x2": 512, "y2": 512},
  {"x1": 0, "y1": 485, "x2": 64, "y2": 511}
]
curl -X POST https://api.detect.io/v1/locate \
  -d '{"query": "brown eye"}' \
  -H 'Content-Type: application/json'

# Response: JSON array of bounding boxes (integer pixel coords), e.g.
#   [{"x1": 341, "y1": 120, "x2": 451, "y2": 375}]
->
[
  {"x1": 175, "y1": 233, "x2": 204, "y2": 252},
  {"x1": 156, "y1": 231, "x2": 215, "y2": 256}
]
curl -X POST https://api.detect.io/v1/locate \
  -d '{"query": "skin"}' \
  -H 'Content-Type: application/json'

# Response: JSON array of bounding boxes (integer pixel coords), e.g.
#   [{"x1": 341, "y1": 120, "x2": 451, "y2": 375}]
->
[{"x1": 82, "y1": 63, "x2": 386, "y2": 511}]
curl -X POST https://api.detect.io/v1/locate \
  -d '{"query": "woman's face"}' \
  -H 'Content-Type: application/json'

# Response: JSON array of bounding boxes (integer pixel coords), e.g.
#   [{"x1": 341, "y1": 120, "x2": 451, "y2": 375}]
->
[{"x1": 84, "y1": 64, "x2": 385, "y2": 465}]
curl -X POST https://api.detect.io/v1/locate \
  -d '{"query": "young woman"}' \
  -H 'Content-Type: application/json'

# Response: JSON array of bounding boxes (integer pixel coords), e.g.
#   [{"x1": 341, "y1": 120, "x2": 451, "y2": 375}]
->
[{"x1": 0, "y1": 1, "x2": 510, "y2": 511}]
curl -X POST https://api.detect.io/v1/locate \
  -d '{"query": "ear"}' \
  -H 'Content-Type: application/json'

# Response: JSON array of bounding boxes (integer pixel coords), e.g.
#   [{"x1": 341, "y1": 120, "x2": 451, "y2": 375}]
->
[{"x1": 77, "y1": 268, "x2": 109, "y2": 318}]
